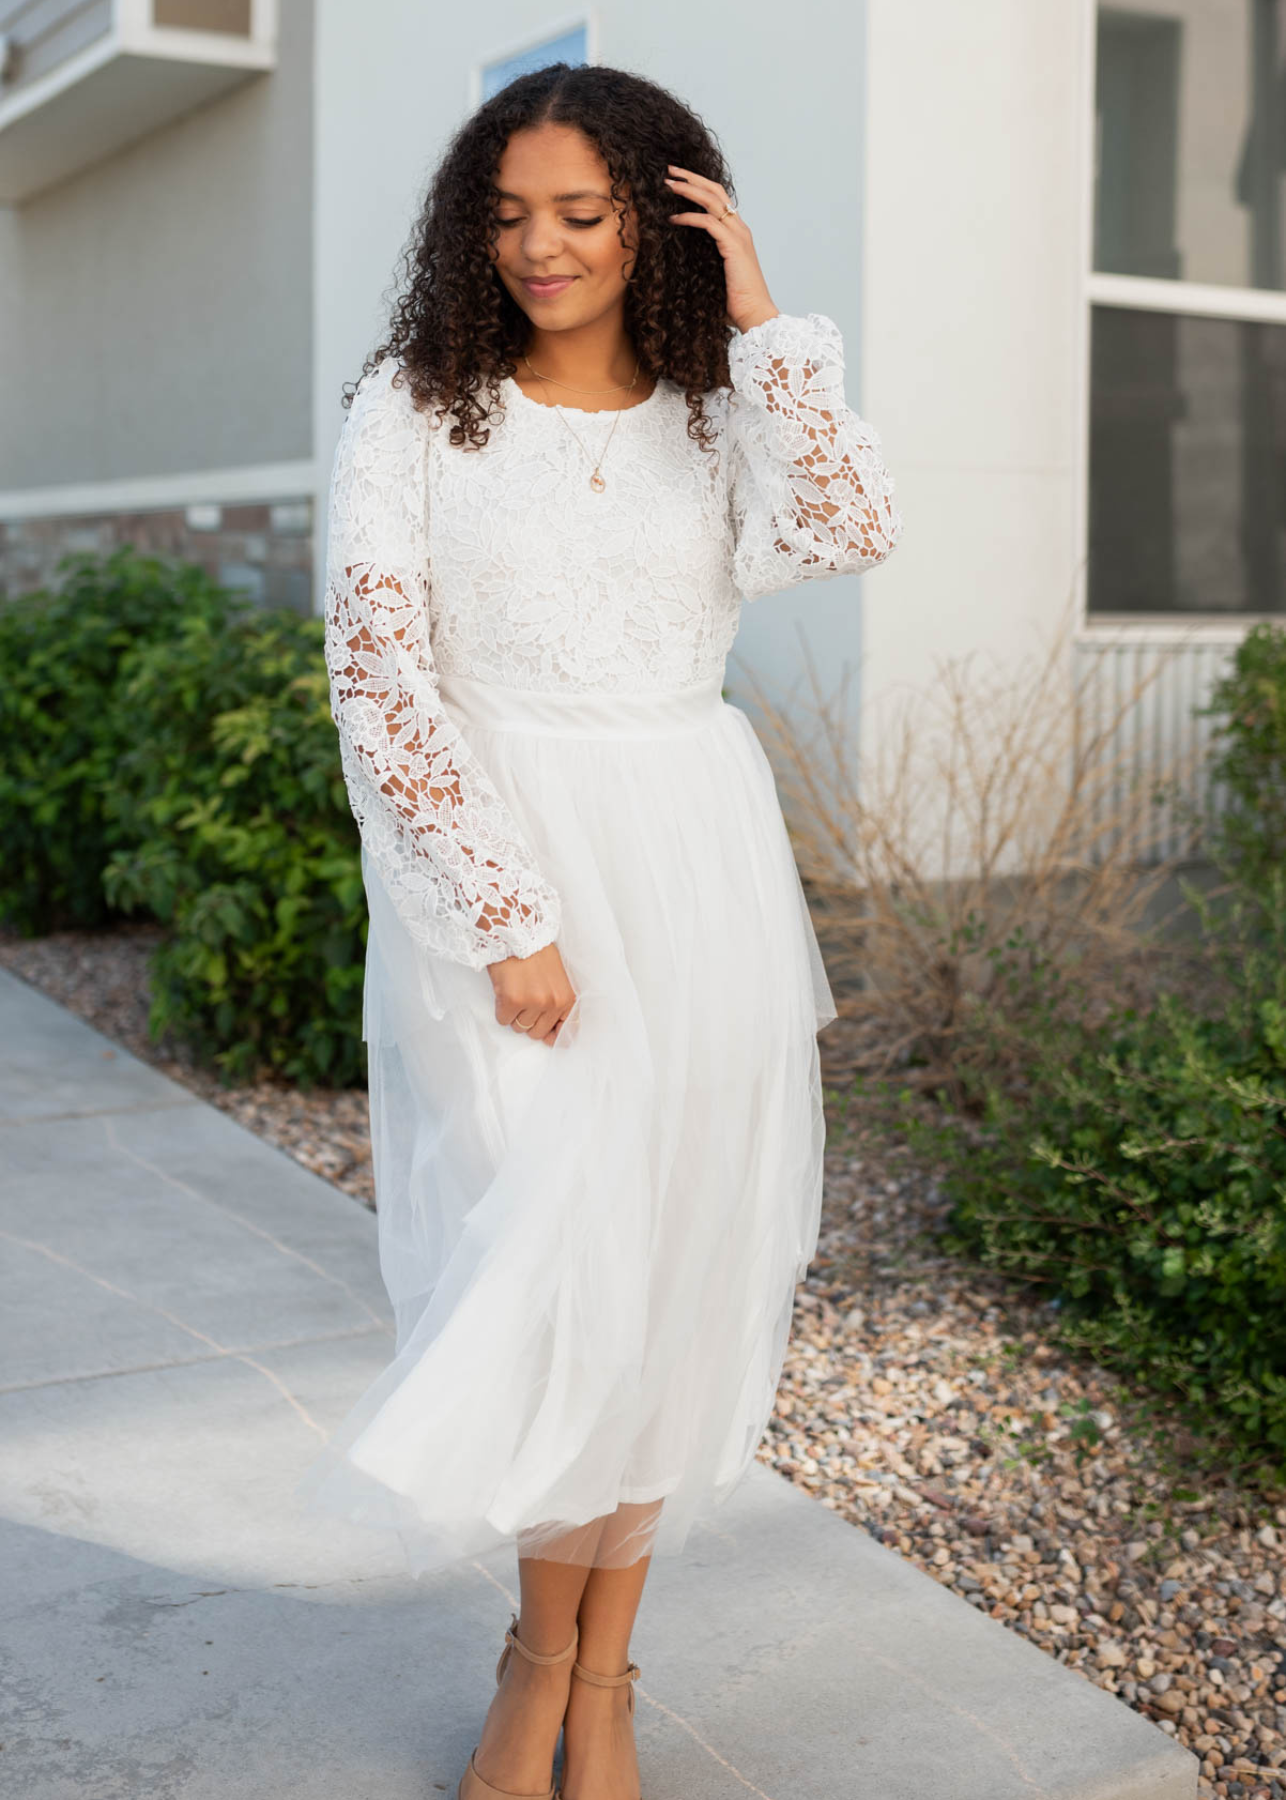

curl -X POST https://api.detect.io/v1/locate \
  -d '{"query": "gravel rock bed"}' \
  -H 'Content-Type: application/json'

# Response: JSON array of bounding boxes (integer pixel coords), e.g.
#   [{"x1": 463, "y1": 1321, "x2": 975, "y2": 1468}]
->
[
  {"x1": 774, "y1": 1128, "x2": 1286, "y2": 1800},
  {"x1": 5, "y1": 925, "x2": 1285, "y2": 1799}
]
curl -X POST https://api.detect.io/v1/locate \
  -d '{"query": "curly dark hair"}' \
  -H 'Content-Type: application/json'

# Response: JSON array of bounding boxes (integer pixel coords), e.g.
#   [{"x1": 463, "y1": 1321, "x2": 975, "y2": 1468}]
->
[{"x1": 350, "y1": 62, "x2": 736, "y2": 454}]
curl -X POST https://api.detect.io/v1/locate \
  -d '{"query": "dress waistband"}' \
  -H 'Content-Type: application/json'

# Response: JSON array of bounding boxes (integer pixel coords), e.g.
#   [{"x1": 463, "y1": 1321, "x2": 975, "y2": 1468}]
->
[{"x1": 436, "y1": 671, "x2": 727, "y2": 741}]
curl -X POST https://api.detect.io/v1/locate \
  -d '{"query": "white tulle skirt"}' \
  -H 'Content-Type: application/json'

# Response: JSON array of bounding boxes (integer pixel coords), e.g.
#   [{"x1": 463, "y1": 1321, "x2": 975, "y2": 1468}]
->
[{"x1": 296, "y1": 666, "x2": 836, "y2": 1573}]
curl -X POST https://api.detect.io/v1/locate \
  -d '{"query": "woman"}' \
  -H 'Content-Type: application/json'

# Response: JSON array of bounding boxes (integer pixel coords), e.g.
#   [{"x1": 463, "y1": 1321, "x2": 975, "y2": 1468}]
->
[{"x1": 297, "y1": 60, "x2": 902, "y2": 1800}]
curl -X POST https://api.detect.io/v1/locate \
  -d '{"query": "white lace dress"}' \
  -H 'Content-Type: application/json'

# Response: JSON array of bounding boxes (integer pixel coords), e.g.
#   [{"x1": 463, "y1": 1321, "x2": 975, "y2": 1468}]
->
[{"x1": 296, "y1": 311, "x2": 903, "y2": 1573}]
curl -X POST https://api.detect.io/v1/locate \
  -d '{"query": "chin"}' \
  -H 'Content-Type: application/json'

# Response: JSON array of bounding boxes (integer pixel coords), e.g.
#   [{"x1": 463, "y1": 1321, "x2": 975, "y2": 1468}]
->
[{"x1": 503, "y1": 281, "x2": 611, "y2": 328}]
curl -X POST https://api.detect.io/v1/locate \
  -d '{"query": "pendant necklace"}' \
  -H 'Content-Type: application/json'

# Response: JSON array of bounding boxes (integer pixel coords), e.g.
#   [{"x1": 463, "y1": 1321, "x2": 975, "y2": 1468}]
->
[{"x1": 522, "y1": 355, "x2": 642, "y2": 493}]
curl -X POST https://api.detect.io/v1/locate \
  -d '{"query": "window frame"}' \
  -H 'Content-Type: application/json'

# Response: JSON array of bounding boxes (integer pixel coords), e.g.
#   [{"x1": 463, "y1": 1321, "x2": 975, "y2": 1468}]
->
[
  {"x1": 1078, "y1": 0, "x2": 1286, "y2": 634},
  {"x1": 470, "y1": 13, "x2": 596, "y2": 111}
]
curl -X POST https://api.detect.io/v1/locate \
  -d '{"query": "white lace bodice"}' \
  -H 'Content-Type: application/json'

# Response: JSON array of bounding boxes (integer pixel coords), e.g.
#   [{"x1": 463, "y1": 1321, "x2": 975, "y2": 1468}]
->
[{"x1": 324, "y1": 310, "x2": 903, "y2": 971}]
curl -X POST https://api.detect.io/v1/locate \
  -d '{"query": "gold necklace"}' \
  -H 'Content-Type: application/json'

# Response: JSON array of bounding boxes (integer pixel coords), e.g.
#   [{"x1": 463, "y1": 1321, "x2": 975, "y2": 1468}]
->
[
  {"x1": 522, "y1": 355, "x2": 641, "y2": 394},
  {"x1": 524, "y1": 358, "x2": 642, "y2": 493}
]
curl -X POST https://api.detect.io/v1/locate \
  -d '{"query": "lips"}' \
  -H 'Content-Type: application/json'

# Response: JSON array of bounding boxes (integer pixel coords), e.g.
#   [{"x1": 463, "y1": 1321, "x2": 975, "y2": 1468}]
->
[{"x1": 522, "y1": 276, "x2": 576, "y2": 297}]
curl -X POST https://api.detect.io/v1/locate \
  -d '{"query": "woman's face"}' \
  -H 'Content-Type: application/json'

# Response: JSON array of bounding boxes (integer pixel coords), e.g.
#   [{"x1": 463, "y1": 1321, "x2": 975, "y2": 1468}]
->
[{"x1": 490, "y1": 122, "x2": 638, "y2": 334}]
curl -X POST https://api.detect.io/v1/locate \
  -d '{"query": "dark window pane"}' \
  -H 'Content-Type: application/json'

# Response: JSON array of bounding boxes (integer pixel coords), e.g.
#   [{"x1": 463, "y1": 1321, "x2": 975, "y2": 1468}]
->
[
  {"x1": 1090, "y1": 303, "x2": 1286, "y2": 613},
  {"x1": 1096, "y1": 0, "x2": 1286, "y2": 292},
  {"x1": 153, "y1": 1, "x2": 252, "y2": 31}
]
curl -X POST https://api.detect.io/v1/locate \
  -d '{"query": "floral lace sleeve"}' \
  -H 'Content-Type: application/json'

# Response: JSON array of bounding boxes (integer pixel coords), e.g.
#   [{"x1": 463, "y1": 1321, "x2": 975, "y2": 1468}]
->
[
  {"x1": 724, "y1": 310, "x2": 904, "y2": 601},
  {"x1": 324, "y1": 357, "x2": 562, "y2": 969}
]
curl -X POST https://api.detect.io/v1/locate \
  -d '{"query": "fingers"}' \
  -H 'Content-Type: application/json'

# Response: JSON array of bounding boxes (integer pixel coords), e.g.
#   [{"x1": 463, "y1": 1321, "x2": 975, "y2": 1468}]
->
[
  {"x1": 665, "y1": 163, "x2": 733, "y2": 212},
  {"x1": 522, "y1": 1002, "x2": 573, "y2": 1045},
  {"x1": 497, "y1": 998, "x2": 556, "y2": 1032},
  {"x1": 488, "y1": 943, "x2": 578, "y2": 1044},
  {"x1": 665, "y1": 170, "x2": 740, "y2": 224},
  {"x1": 664, "y1": 191, "x2": 734, "y2": 227},
  {"x1": 541, "y1": 1008, "x2": 573, "y2": 1045},
  {"x1": 493, "y1": 987, "x2": 576, "y2": 1046},
  {"x1": 504, "y1": 1006, "x2": 556, "y2": 1040}
]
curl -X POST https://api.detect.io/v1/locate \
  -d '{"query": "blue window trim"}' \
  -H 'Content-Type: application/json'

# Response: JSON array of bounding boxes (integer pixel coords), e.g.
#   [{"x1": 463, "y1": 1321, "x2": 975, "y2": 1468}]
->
[{"x1": 479, "y1": 21, "x2": 590, "y2": 103}]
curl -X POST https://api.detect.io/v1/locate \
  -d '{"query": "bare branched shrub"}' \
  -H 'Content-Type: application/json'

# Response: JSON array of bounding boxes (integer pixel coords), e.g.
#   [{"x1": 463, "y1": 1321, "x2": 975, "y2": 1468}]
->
[{"x1": 734, "y1": 613, "x2": 1208, "y2": 1097}]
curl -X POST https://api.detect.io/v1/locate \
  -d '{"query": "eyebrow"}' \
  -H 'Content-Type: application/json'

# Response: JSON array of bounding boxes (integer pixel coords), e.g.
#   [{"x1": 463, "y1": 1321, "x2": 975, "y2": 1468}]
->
[{"x1": 493, "y1": 188, "x2": 612, "y2": 204}]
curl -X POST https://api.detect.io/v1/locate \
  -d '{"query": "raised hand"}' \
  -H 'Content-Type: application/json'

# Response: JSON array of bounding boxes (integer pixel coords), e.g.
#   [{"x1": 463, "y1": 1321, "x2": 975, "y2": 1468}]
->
[{"x1": 664, "y1": 164, "x2": 780, "y2": 335}]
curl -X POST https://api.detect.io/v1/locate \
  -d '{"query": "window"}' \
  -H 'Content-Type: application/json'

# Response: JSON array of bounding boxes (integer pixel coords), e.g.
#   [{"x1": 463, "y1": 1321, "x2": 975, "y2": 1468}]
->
[
  {"x1": 1089, "y1": 0, "x2": 1286, "y2": 615},
  {"x1": 153, "y1": 2, "x2": 253, "y2": 31},
  {"x1": 1091, "y1": 305, "x2": 1286, "y2": 612},
  {"x1": 480, "y1": 24, "x2": 589, "y2": 103}
]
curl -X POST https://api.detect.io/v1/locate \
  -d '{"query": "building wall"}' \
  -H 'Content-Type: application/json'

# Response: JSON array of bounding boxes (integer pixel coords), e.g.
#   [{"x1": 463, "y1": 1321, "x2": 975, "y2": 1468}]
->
[
  {"x1": 0, "y1": 0, "x2": 314, "y2": 503},
  {"x1": 311, "y1": 0, "x2": 869, "y2": 712},
  {"x1": 859, "y1": 0, "x2": 1093, "y2": 725},
  {"x1": 857, "y1": 0, "x2": 1243, "y2": 872},
  {"x1": 0, "y1": 498, "x2": 314, "y2": 610},
  {"x1": 0, "y1": 0, "x2": 114, "y2": 98}
]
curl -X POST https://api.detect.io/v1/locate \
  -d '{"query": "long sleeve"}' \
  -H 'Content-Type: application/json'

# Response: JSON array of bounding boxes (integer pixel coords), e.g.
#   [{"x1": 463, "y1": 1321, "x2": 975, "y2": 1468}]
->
[
  {"x1": 724, "y1": 310, "x2": 904, "y2": 601},
  {"x1": 323, "y1": 356, "x2": 562, "y2": 969}
]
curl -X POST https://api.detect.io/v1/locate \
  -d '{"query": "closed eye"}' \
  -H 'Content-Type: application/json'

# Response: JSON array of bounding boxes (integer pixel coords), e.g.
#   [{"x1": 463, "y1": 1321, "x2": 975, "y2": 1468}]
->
[{"x1": 495, "y1": 217, "x2": 606, "y2": 230}]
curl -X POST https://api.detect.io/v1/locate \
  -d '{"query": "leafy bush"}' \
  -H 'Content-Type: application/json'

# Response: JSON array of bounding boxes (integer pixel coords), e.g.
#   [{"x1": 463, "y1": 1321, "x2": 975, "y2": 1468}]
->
[
  {"x1": 1, "y1": 548, "x2": 367, "y2": 1088},
  {"x1": 0, "y1": 549, "x2": 233, "y2": 934},
  {"x1": 916, "y1": 887, "x2": 1286, "y2": 1477},
  {"x1": 1203, "y1": 621, "x2": 1286, "y2": 899},
  {"x1": 101, "y1": 602, "x2": 367, "y2": 1087},
  {"x1": 770, "y1": 613, "x2": 1286, "y2": 1471}
]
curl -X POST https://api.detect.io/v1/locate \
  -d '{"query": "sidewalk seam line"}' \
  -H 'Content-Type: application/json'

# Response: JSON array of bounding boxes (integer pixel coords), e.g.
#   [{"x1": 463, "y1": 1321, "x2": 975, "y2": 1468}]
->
[
  {"x1": 0, "y1": 1322, "x2": 394, "y2": 1396},
  {"x1": 98, "y1": 1113, "x2": 388, "y2": 1328},
  {"x1": 0, "y1": 1098, "x2": 201, "y2": 1126}
]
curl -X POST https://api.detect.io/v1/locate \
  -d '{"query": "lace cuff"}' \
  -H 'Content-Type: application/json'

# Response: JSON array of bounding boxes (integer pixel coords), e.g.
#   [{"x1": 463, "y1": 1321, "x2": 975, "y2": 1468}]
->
[{"x1": 725, "y1": 310, "x2": 904, "y2": 601}]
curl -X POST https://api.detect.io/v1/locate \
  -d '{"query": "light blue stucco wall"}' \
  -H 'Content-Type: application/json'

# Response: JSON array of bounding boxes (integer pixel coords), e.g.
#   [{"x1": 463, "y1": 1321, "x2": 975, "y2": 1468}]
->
[{"x1": 313, "y1": 0, "x2": 869, "y2": 715}]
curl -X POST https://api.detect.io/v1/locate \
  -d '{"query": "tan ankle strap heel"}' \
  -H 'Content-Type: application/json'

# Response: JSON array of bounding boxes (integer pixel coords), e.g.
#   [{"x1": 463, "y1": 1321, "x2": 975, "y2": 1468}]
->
[
  {"x1": 455, "y1": 1614, "x2": 580, "y2": 1800},
  {"x1": 458, "y1": 1747, "x2": 557, "y2": 1800},
  {"x1": 495, "y1": 1611, "x2": 580, "y2": 1687},
  {"x1": 569, "y1": 1657, "x2": 642, "y2": 1718}
]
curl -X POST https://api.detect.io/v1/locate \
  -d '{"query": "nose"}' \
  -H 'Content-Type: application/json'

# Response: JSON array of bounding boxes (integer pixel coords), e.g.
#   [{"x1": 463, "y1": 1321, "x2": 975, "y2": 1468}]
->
[{"x1": 519, "y1": 210, "x2": 565, "y2": 265}]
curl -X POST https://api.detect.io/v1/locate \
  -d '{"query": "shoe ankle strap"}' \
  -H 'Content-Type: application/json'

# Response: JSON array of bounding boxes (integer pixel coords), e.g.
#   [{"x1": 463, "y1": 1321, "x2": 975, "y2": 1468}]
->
[
  {"x1": 503, "y1": 1612, "x2": 579, "y2": 1666},
  {"x1": 570, "y1": 1659, "x2": 641, "y2": 1689}
]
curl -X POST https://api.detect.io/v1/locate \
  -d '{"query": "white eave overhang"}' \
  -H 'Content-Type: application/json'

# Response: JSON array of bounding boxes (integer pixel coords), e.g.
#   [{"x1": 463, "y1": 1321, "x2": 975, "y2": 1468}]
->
[{"x1": 0, "y1": 10, "x2": 276, "y2": 204}]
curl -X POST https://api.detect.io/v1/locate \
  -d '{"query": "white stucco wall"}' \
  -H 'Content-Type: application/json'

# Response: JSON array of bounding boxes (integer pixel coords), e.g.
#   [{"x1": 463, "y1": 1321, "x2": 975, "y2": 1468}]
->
[
  {"x1": 311, "y1": 0, "x2": 869, "y2": 712},
  {"x1": 858, "y1": 0, "x2": 1093, "y2": 735}
]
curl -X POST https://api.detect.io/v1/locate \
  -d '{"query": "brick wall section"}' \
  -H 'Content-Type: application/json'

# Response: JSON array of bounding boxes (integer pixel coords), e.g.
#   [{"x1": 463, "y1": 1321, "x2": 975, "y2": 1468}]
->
[{"x1": 0, "y1": 499, "x2": 315, "y2": 613}]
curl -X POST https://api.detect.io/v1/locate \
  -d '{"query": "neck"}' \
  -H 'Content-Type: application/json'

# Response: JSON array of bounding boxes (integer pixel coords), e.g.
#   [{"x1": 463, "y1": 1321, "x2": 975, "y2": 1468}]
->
[{"x1": 522, "y1": 312, "x2": 637, "y2": 389}]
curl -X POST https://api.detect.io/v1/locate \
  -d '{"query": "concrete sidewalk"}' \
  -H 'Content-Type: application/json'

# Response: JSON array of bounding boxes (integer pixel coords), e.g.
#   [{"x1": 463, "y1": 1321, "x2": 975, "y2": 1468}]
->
[{"x1": 0, "y1": 966, "x2": 1197, "y2": 1799}]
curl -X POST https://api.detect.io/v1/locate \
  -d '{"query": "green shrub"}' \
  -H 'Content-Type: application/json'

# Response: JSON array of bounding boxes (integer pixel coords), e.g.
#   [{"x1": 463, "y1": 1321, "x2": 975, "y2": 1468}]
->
[
  {"x1": 916, "y1": 891, "x2": 1286, "y2": 1477},
  {"x1": 1, "y1": 547, "x2": 367, "y2": 1087},
  {"x1": 0, "y1": 548, "x2": 233, "y2": 933},
  {"x1": 1203, "y1": 621, "x2": 1286, "y2": 898},
  {"x1": 101, "y1": 602, "x2": 367, "y2": 1088},
  {"x1": 838, "y1": 625, "x2": 1286, "y2": 1475}
]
